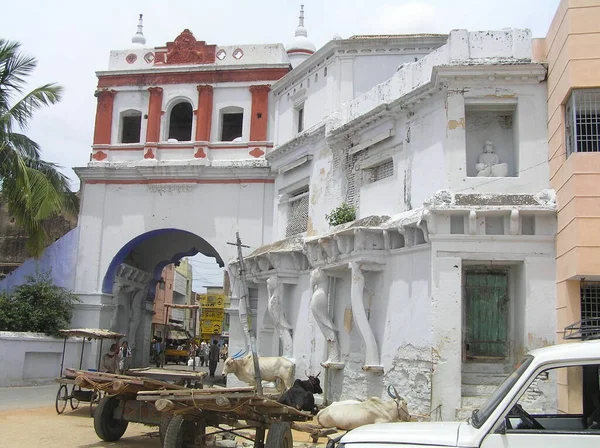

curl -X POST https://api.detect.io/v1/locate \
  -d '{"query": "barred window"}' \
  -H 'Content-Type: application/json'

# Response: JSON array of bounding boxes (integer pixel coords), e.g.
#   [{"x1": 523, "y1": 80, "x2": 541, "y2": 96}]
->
[
  {"x1": 371, "y1": 159, "x2": 394, "y2": 183},
  {"x1": 581, "y1": 282, "x2": 600, "y2": 339},
  {"x1": 285, "y1": 186, "x2": 309, "y2": 237},
  {"x1": 566, "y1": 89, "x2": 600, "y2": 156}
]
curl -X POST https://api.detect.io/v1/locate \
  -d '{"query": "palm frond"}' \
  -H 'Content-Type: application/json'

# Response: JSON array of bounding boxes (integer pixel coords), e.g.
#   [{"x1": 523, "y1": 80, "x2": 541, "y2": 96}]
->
[
  {"x1": 1, "y1": 132, "x2": 41, "y2": 159},
  {"x1": 0, "y1": 39, "x2": 37, "y2": 97},
  {"x1": 3, "y1": 84, "x2": 63, "y2": 132}
]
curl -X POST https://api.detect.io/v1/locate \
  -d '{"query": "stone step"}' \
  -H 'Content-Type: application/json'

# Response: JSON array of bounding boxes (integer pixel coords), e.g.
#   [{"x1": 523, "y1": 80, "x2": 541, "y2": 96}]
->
[
  {"x1": 455, "y1": 406, "x2": 477, "y2": 421},
  {"x1": 462, "y1": 362, "x2": 508, "y2": 374},
  {"x1": 461, "y1": 395, "x2": 489, "y2": 408},
  {"x1": 461, "y1": 383, "x2": 498, "y2": 396},
  {"x1": 462, "y1": 373, "x2": 506, "y2": 385}
]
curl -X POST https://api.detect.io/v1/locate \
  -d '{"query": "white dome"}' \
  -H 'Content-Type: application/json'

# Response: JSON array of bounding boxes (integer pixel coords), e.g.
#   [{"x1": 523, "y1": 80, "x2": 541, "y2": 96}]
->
[
  {"x1": 286, "y1": 6, "x2": 315, "y2": 55},
  {"x1": 131, "y1": 14, "x2": 146, "y2": 46}
]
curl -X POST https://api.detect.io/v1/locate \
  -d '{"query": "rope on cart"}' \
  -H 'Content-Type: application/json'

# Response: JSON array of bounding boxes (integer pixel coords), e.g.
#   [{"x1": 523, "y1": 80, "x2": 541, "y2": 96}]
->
[{"x1": 77, "y1": 376, "x2": 131, "y2": 396}]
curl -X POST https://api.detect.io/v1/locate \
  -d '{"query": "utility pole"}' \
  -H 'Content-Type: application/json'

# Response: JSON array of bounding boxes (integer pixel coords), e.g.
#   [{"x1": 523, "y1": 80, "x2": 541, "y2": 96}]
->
[{"x1": 227, "y1": 232, "x2": 263, "y2": 395}]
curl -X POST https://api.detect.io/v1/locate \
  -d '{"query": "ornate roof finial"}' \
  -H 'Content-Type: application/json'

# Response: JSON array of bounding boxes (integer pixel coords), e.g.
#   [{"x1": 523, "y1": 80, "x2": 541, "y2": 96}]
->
[
  {"x1": 299, "y1": 5, "x2": 305, "y2": 28},
  {"x1": 295, "y1": 5, "x2": 307, "y2": 38},
  {"x1": 132, "y1": 13, "x2": 146, "y2": 46}
]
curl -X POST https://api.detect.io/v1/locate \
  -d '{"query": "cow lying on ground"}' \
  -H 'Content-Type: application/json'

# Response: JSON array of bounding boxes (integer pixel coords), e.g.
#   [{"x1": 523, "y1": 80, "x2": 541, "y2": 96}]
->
[
  {"x1": 316, "y1": 386, "x2": 409, "y2": 430},
  {"x1": 222, "y1": 353, "x2": 294, "y2": 392},
  {"x1": 278, "y1": 374, "x2": 323, "y2": 414}
]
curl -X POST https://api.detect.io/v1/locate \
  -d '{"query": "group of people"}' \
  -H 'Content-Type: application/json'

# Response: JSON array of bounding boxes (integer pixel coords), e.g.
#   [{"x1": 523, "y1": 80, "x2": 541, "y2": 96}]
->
[
  {"x1": 195, "y1": 340, "x2": 227, "y2": 377},
  {"x1": 100, "y1": 341, "x2": 133, "y2": 374}
]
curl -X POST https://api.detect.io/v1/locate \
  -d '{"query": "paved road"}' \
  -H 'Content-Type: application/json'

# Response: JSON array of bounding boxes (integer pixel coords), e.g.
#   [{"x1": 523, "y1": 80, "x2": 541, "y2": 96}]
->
[{"x1": 0, "y1": 384, "x2": 58, "y2": 411}]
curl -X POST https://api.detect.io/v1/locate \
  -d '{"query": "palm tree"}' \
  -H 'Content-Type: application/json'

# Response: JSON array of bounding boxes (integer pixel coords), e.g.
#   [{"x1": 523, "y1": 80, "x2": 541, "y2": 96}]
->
[{"x1": 0, "y1": 39, "x2": 78, "y2": 257}]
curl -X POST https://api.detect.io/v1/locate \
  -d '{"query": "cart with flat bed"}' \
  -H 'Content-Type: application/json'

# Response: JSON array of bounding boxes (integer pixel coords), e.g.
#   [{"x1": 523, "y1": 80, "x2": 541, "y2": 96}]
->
[
  {"x1": 54, "y1": 328, "x2": 125, "y2": 416},
  {"x1": 137, "y1": 386, "x2": 313, "y2": 448}
]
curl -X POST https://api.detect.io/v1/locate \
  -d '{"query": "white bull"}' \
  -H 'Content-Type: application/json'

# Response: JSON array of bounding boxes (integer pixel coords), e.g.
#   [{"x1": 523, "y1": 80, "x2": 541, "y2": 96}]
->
[
  {"x1": 222, "y1": 354, "x2": 295, "y2": 392},
  {"x1": 317, "y1": 391, "x2": 409, "y2": 430}
]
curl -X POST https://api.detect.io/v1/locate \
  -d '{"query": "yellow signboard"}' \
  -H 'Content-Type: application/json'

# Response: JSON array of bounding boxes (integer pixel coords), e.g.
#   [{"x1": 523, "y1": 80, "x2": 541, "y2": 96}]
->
[
  {"x1": 202, "y1": 309, "x2": 224, "y2": 321},
  {"x1": 201, "y1": 320, "x2": 222, "y2": 334},
  {"x1": 198, "y1": 293, "x2": 225, "y2": 309}
]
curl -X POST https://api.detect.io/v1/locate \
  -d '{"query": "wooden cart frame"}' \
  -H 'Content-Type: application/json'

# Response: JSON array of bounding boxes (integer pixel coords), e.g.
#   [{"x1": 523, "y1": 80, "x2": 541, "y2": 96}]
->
[
  {"x1": 137, "y1": 386, "x2": 312, "y2": 448},
  {"x1": 54, "y1": 328, "x2": 125, "y2": 416}
]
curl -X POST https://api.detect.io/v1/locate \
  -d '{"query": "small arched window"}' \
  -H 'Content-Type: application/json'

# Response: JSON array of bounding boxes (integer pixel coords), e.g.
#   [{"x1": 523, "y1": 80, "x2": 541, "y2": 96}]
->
[
  {"x1": 219, "y1": 106, "x2": 244, "y2": 141},
  {"x1": 120, "y1": 109, "x2": 142, "y2": 143},
  {"x1": 168, "y1": 102, "x2": 193, "y2": 141}
]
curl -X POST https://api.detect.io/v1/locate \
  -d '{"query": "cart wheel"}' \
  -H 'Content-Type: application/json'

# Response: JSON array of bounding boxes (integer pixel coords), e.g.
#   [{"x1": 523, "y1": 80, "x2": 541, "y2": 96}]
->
[
  {"x1": 159, "y1": 413, "x2": 173, "y2": 445},
  {"x1": 90, "y1": 391, "x2": 101, "y2": 417},
  {"x1": 93, "y1": 396, "x2": 128, "y2": 442},
  {"x1": 55, "y1": 384, "x2": 68, "y2": 414},
  {"x1": 70, "y1": 384, "x2": 81, "y2": 410},
  {"x1": 266, "y1": 422, "x2": 293, "y2": 448},
  {"x1": 164, "y1": 415, "x2": 206, "y2": 448}
]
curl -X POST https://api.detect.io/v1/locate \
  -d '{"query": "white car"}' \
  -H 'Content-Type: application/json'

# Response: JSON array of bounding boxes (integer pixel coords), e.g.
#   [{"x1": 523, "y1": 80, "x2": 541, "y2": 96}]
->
[{"x1": 337, "y1": 340, "x2": 600, "y2": 447}]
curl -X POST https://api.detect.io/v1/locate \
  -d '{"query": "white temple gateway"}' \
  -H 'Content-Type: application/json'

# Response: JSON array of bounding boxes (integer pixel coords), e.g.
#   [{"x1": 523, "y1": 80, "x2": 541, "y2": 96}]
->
[{"x1": 1, "y1": 9, "x2": 557, "y2": 420}]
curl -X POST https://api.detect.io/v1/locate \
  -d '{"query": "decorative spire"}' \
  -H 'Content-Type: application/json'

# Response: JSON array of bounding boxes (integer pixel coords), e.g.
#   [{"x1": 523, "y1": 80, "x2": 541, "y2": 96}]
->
[
  {"x1": 295, "y1": 5, "x2": 307, "y2": 38},
  {"x1": 132, "y1": 13, "x2": 146, "y2": 46}
]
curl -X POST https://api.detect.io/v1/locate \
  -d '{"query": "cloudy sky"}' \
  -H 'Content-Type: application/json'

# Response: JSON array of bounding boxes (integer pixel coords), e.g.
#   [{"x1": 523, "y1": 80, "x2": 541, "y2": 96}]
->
[{"x1": 1, "y1": 0, "x2": 561, "y2": 290}]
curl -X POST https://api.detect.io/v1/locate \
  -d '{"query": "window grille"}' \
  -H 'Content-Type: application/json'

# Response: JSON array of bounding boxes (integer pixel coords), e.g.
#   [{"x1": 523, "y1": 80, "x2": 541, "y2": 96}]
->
[
  {"x1": 285, "y1": 186, "x2": 309, "y2": 237},
  {"x1": 566, "y1": 89, "x2": 600, "y2": 156},
  {"x1": 371, "y1": 159, "x2": 394, "y2": 183},
  {"x1": 581, "y1": 282, "x2": 600, "y2": 339}
]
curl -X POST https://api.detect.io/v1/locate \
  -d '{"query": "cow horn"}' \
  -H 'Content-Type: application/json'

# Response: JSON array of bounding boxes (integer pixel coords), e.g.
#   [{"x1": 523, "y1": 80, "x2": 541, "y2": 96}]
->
[
  {"x1": 387, "y1": 385, "x2": 401, "y2": 400},
  {"x1": 316, "y1": 371, "x2": 321, "y2": 378},
  {"x1": 231, "y1": 350, "x2": 243, "y2": 359}
]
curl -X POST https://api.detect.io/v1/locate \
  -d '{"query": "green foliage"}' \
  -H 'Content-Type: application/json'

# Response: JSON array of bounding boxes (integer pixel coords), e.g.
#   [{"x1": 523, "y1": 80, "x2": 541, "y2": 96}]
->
[
  {"x1": 325, "y1": 202, "x2": 356, "y2": 227},
  {"x1": 0, "y1": 38, "x2": 79, "y2": 257},
  {"x1": 0, "y1": 271, "x2": 79, "y2": 337}
]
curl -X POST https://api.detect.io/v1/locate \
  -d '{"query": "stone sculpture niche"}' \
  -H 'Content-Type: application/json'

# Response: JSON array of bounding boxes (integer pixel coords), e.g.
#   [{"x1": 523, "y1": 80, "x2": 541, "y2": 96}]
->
[
  {"x1": 310, "y1": 268, "x2": 344, "y2": 369},
  {"x1": 266, "y1": 276, "x2": 293, "y2": 358},
  {"x1": 476, "y1": 141, "x2": 508, "y2": 177}
]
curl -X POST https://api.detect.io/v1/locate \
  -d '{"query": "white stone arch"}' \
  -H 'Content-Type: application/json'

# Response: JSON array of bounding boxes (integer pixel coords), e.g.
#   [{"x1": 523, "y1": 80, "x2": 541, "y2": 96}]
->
[
  {"x1": 117, "y1": 108, "x2": 144, "y2": 144},
  {"x1": 218, "y1": 105, "x2": 245, "y2": 141},
  {"x1": 163, "y1": 96, "x2": 195, "y2": 142}
]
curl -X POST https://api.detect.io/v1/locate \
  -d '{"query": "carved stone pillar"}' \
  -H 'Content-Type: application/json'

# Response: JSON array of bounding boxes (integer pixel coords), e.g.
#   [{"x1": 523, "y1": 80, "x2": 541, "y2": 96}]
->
[
  {"x1": 146, "y1": 87, "x2": 164, "y2": 144},
  {"x1": 108, "y1": 281, "x2": 125, "y2": 331},
  {"x1": 310, "y1": 268, "x2": 343, "y2": 369},
  {"x1": 249, "y1": 85, "x2": 270, "y2": 141},
  {"x1": 92, "y1": 89, "x2": 116, "y2": 145},
  {"x1": 266, "y1": 275, "x2": 293, "y2": 358},
  {"x1": 349, "y1": 262, "x2": 382, "y2": 372},
  {"x1": 195, "y1": 85, "x2": 214, "y2": 142}
]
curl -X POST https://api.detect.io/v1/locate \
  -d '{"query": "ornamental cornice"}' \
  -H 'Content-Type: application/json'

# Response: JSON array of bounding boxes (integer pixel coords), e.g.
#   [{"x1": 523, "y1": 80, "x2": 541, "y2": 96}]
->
[
  {"x1": 74, "y1": 163, "x2": 274, "y2": 182},
  {"x1": 266, "y1": 124, "x2": 325, "y2": 162},
  {"x1": 96, "y1": 63, "x2": 291, "y2": 78}
]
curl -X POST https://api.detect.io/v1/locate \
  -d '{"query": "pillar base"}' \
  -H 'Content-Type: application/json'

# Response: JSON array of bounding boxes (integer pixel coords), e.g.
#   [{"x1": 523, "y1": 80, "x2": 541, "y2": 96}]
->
[
  {"x1": 321, "y1": 361, "x2": 345, "y2": 370},
  {"x1": 362, "y1": 364, "x2": 384, "y2": 373}
]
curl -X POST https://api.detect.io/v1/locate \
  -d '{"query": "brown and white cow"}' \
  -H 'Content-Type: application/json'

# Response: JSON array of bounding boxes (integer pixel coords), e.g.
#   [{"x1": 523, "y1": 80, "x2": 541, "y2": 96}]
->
[
  {"x1": 316, "y1": 387, "x2": 410, "y2": 430},
  {"x1": 222, "y1": 353, "x2": 295, "y2": 392}
]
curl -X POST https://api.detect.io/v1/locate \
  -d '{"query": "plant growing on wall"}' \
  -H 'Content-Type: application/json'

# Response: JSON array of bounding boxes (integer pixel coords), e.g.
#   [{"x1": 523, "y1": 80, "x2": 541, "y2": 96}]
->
[
  {"x1": 326, "y1": 202, "x2": 356, "y2": 227},
  {"x1": 0, "y1": 271, "x2": 79, "y2": 337}
]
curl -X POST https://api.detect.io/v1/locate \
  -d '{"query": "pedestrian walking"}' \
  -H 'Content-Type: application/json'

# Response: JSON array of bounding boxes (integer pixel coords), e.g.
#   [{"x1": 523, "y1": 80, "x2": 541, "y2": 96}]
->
[
  {"x1": 208, "y1": 340, "x2": 219, "y2": 377},
  {"x1": 119, "y1": 340, "x2": 132, "y2": 374},
  {"x1": 199, "y1": 340, "x2": 208, "y2": 367}
]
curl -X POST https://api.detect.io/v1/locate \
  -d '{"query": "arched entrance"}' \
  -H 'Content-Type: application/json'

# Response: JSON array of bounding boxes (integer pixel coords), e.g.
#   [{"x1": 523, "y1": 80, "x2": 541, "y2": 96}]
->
[{"x1": 102, "y1": 228, "x2": 224, "y2": 367}]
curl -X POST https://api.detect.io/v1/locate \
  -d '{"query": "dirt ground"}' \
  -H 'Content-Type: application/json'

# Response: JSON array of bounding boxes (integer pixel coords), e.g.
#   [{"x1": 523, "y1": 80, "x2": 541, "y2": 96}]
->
[{"x1": 0, "y1": 405, "x2": 331, "y2": 448}]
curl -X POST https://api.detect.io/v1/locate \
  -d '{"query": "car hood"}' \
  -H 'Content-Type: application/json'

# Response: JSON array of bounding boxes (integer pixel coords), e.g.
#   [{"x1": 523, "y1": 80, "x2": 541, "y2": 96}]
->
[{"x1": 340, "y1": 422, "x2": 463, "y2": 446}]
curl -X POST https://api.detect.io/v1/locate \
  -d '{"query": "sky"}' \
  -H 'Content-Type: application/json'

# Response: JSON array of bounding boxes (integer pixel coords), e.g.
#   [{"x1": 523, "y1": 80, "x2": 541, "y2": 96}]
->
[{"x1": 1, "y1": 0, "x2": 561, "y2": 290}]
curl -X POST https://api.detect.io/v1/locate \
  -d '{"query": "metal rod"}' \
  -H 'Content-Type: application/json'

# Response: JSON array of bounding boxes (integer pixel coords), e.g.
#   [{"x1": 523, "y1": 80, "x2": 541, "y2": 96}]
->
[
  {"x1": 163, "y1": 299, "x2": 169, "y2": 369},
  {"x1": 59, "y1": 336, "x2": 67, "y2": 377},
  {"x1": 79, "y1": 337, "x2": 85, "y2": 370},
  {"x1": 97, "y1": 339, "x2": 103, "y2": 371},
  {"x1": 229, "y1": 232, "x2": 263, "y2": 395},
  {"x1": 192, "y1": 307, "x2": 197, "y2": 371}
]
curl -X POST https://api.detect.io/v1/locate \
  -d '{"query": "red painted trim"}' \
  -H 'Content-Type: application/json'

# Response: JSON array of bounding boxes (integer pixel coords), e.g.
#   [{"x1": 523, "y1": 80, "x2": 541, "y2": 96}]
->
[
  {"x1": 146, "y1": 87, "x2": 164, "y2": 143},
  {"x1": 287, "y1": 49, "x2": 314, "y2": 55},
  {"x1": 195, "y1": 85, "x2": 213, "y2": 141},
  {"x1": 93, "y1": 90, "x2": 116, "y2": 145},
  {"x1": 97, "y1": 68, "x2": 290, "y2": 88},
  {"x1": 93, "y1": 143, "x2": 273, "y2": 151},
  {"x1": 249, "y1": 85, "x2": 270, "y2": 142},
  {"x1": 85, "y1": 178, "x2": 275, "y2": 185}
]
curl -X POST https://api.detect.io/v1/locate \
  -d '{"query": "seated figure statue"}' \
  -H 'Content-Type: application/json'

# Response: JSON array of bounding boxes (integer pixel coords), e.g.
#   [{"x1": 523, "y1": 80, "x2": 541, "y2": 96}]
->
[{"x1": 475, "y1": 140, "x2": 508, "y2": 177}]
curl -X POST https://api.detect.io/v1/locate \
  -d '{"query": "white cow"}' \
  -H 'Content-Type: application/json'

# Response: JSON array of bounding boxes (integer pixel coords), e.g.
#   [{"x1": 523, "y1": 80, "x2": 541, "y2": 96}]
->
[
  {"x1": 317, "y1": 393, "x2": 409, "y2": 430},
  {"x1": 222, "y1": 354, "x2": 295, "y2": 392}
]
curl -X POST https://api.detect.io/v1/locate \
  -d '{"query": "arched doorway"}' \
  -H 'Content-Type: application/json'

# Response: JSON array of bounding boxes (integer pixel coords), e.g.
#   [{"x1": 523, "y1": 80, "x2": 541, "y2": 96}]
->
[{"x1": 102, "y1": 229, "x2": 224, "y2": 367}]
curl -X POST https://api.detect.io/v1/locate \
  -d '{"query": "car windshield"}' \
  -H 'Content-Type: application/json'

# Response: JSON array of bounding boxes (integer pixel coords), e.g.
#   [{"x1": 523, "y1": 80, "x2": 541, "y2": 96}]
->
[{"x1": 470, "y1": 355, "x2": 533, "y2": 428}]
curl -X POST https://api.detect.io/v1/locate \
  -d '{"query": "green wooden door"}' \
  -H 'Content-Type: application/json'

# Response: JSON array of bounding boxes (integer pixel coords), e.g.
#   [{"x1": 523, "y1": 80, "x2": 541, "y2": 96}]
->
[{"x1": 465, "y1": 272, "x2": 508, "y2": 358}]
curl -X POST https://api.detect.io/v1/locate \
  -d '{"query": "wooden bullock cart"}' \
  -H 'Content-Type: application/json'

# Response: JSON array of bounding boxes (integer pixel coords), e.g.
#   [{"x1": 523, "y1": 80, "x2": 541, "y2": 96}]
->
[
  {"x1": 70, "y1": 367, "x2": 207, "y2": 444},
  {"x1": 137, "y1": 386, "x2": 314, "y2": 448}
]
